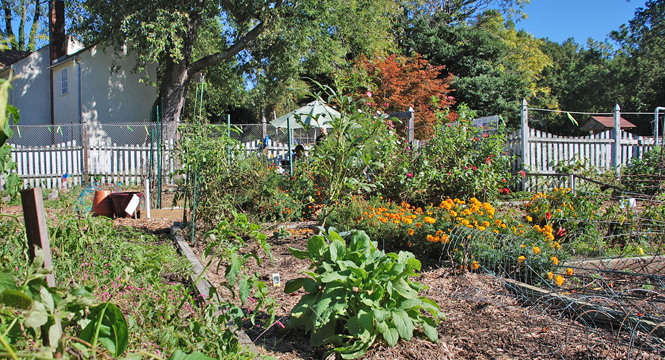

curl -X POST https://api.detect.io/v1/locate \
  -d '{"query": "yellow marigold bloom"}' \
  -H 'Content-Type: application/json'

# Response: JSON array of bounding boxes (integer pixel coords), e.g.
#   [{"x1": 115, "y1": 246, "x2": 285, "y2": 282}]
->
[
  {"x1": 408, "y1": 228, "x2": 415, "y2": 236},
  {"x1": 404, "y1": 218, "x2": 413, "y2": 225},
  {"x1": 450, "y1": 210, "x2": 457, "y2": 218},
  {"x1": 565, "y1": 187, "x2": 571, "y2": 192},
  {"x1": 554, "y1": 275, "x2": 565, "y2": 286},
  {"x1": 441, "y1": 234, "x2": 450, "y2": 243},
  {"x1": 518, "y1": 256, "x2": 526, "y2": 264},
  {"x1": 526, "y1": 216, "x2": 533, "y2": 222},
  {"x1": 554, "y1": 242, "x2": 561, "y2": 250},
  {"x1": 470, "y1": 197, "x2": 480, "y2": 204},
  {"x1": 393, "y1": 219, "x2": 400, "y2": 224},
  {"x1": 487, "y1": 209, "x2": 495, "y2": 216},
  {"x1": 533, "y1": 225, "x2": 541, "y2": 231},
  {"x1": 554, "y1": 187, "x2": 559, "y2": 191},
  {"x1": 494, "y1": 219, "x2": 502, "y2": 226},
  {"x1": 471, "y1": 261, "x2": 479, "y2": 270},
  {"x1": 520, "y1": 244, "x2": 526, "y2": 248},
  {"x1": 551, "y1": 256, "x2": 559, "y2": 266},
  {"x1": 493, "y1": 230, "x2": 499, "y2": 233},
  {"x1": 482, "y1": 202, "x2": 492, "y2": 211},
  {"x1": 566, "y1": 268, "x2": 573, "y2": 275},
  {"x1": 436, "y1": 230, "x2": 444, "y2": 236},
  {"x1": 500, "y1": 224, "x2": 507, "y2": 229},
  {"x1": 424, "y1": 216, "x2": 436, "y2": 224},
  {"x1": 426, "y1": 234, "x2": 435, "y2": 242},
  {"x1": 477, "y1": 226, "x2": 486, "y2": 231},
  {"x1": 533, "y1": 246, "x2": 541, "y2": 254},
  {"x1": 547, "y1": 272, "x2": 554, "y2": 280},
  {"x1": 415, "y1": 222, "x2": 422, "y2": 228},
  {"x1": 477, "y1": 211, "x2": 484, "y2": 216},
  {"x1": 481, "y1": 221, "x2": 490, "y2": 227}
]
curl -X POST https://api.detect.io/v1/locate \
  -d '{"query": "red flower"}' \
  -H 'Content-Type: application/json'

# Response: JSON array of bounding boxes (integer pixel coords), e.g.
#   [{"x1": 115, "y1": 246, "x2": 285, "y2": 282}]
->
[
  {"x1": 472, "y1": 166, "x2": 478, "y2": 170},
  {"x1": 546, "y1": 212, "x2": 551, "y2": 220},
  {"x1": 504, "y1": 188, "x2": 510, "y2": 195},
  {"x1": 407, "y1": 173, "x2": 413, "y2": 178}
]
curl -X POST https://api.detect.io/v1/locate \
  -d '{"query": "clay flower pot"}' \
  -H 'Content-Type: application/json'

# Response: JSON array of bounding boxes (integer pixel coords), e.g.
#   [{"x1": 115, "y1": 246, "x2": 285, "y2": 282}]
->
[{"x1": 91, "y1": 190, "x2": 113, "y2": 217}]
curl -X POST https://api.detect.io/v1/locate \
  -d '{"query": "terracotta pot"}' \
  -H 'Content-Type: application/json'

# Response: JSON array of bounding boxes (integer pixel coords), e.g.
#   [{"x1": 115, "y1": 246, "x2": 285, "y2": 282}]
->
[{"x1": 91, "y1": 190, "x2": 113, "y2": 217}]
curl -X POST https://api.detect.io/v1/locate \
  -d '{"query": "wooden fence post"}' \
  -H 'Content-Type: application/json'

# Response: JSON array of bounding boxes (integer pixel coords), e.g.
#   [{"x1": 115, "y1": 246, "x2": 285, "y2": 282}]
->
[
  {"x1": 521, "y1": 99, "x2": 529, "y2": 191},
  {"x1": 612, "y1": 104, "x2": 621, "y2": 171},
  {"x1": 407, "y1": 111, "x2": 415, "y2": 145},
  {"x1": 81, "y1": 121, "x2": 89, "y2": 185}
]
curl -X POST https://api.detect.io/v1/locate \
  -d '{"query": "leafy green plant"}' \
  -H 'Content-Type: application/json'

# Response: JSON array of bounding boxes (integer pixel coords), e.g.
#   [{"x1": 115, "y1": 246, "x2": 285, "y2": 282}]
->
[
  {"x1": 0, "y1": 248, "x2": 128, "y2": 358},
  {"x1": 285, "y1": 229, "x2": 442, "y2": 359}
]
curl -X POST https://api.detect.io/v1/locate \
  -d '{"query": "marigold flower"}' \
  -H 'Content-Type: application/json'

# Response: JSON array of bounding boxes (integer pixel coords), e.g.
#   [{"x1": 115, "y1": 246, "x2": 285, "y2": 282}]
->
[
  {"x1": 481, "y1": 221, "x2": 490, "y2": 227},
  {"x1": 566, "y1": 268, "x2": 573, "y2": 275},
  {"x1": 471, "y1": 261, "x2": 479, "y2": 270},
  {"x1": 424, "y1": 216, "x2": 436, "y2": 224},
  {"x1": 450, "y1": 210, "x2": 457, "y2": 217},
  {"x1": 477, "y1": 226, "x2": 486, "y2": 231},
  {"x1": 526, "y1": 216, "x2": 533, "y2": 222},
  {"x1": 441, "y1": 234, "x2": 450, "y2": 243},
  {"x1": 408, "y1": 228, "x2": 415, "y2": 236},
  {"x1": 415, "y1": 222, "x2": 422, "y2": 228},
  {"x1": 554, "y1": 275, "x2": 565, "y2": 286},
  {"x1": 518, "y1": 256, "x2": 526, "y2": 264},
  {"x1": 551, "y1": 256, "x2": 559, "y2": 266},
  {"x1": 533, "y1": 246, "x2": 541, "y2": 254},
  {"x1": 547, "y1": 272, "x2": 554, "y2": 280},
  {"x1": 426, "y1": 234, "x2": 435, "y2": 242}
]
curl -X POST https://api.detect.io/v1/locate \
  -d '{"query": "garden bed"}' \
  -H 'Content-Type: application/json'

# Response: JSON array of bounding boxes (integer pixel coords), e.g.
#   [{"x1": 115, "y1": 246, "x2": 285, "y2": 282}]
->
[{"x1": 192, "y1": 224, "x2": 663, "y2": 359}]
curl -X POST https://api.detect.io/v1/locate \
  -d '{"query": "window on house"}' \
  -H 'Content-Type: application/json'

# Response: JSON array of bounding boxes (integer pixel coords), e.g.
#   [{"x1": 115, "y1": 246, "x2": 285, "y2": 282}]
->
[{"x1": 61, "y1": 68, "x2": 68, "y2": 95}]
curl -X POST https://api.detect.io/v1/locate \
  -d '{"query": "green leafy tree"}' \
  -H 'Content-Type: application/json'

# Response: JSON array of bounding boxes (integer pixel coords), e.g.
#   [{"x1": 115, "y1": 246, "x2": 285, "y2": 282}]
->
[
  {"x1": 400, "y1": 10, "x2": 550, "y2": 127},
  {"x1": 610, "y1": 0, "x2": 665, "y2": 118},
  {"x1": 71, "y1": 0, "x2": 401, "y2": 137},
  {"x1": 1, "y1": 0, "x2": 46, "y2": 51}
]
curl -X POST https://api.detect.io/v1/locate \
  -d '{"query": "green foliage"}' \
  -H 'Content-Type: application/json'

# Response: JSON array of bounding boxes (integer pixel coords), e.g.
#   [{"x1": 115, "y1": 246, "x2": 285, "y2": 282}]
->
[
  {"x1": 389, "y1": 104, "x2": 514, "y2": 203},
  {"x1": 303, "y1": 77, "x2": 402, "y2": 224},
  {"x1": 622, "y1": 147, "x2": 664, "y2": 195},
  {"x1": 0, "y1": 248, "x2": 127, "y2": 358},
  {"x1": 285, "y1": 230, "x2": 442, "y2": 359}
]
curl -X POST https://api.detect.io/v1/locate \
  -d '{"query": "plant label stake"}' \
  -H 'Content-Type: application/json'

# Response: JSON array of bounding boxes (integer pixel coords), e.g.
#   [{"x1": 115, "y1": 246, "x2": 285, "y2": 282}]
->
[
  {"x1": 21, "y1": 188, "x2": 55, "y2": 287},
  {"x1": 21, "y1": 187, "x2": 62, "y2": 349}
]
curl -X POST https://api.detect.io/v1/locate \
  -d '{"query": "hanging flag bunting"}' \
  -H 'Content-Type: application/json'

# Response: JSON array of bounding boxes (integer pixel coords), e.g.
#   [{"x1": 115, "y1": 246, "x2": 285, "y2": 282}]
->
[
  {"x1": 48, "y1": 126, "x2": 52, "y2": 133},
  {"x1": 566, "y1": 112, "x2": 579, "y2": 126},
  {"x1": 57, "y1": 126, "x2": 63, "y2": 135},
  {"x1": 127, "y1": 125, "x2": 134, "y2": 132},
  {"x1": 16, "y1": 126, "x2": 21, "y2": 138},
  {"x1": 145, "y1": 125, "x2": 149, "y2": 135}
]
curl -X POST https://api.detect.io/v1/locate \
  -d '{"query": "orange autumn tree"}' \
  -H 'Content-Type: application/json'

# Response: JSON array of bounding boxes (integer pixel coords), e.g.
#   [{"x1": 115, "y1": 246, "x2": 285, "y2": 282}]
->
[{"x1": 352, "y1": 53, "x2": 456, "y2": 139}]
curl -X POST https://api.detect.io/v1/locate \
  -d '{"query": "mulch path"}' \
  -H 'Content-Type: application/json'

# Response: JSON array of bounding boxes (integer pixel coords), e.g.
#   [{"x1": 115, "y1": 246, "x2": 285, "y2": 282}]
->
[{"x1": 186, "y1": 224, "x2": 663, "y2": 360}]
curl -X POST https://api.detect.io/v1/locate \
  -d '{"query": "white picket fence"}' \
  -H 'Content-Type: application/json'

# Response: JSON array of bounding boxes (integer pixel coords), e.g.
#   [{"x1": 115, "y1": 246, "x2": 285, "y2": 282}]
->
[
  {"x1": 8, "y1": 138, "x2": 310, "y2": 189},
  {"x1": 508, "y1": 128, "x2": 655, "y2": 173}
]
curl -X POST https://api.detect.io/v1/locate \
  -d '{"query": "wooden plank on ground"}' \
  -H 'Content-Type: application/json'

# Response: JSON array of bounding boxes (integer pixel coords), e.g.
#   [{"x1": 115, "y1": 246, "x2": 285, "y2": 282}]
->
[
  {"x1": 504, "y1": 278, "x2": 665, "y2": 338},
  {"x1": 170, "y1": 225, "x2": 259, "y2": 355}
]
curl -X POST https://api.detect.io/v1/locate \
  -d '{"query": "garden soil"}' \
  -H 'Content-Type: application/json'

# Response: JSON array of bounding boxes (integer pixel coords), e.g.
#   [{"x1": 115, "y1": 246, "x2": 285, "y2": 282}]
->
[{"x1": 111, "y1": 218, "x2": 660, "y2": 359}]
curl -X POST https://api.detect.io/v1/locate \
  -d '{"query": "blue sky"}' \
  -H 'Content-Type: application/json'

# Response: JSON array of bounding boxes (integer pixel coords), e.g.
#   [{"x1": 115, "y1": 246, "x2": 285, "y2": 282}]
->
[{"x1": 516, "y1": 0, "x2": 648, "y2": 44}]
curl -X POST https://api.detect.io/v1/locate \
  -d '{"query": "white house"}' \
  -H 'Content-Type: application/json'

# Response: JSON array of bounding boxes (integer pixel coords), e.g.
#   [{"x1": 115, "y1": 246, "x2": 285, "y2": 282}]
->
[{"x1": 0, "y1": 0, "x2": 157, "y2": 146}]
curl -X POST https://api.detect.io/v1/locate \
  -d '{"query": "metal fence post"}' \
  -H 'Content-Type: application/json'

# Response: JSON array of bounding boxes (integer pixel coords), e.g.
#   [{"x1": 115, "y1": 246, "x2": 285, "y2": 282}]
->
[
  {"x1": 612, "y1": 104, "x2": 621, "y2": 172},
  {"x1": 521, "y1": 99, "x2": 529, "y2": 191}
]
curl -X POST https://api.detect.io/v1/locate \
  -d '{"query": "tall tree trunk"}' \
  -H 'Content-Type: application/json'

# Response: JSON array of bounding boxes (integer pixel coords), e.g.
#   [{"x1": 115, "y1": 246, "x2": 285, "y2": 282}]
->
[
  {"x1": 18, "y1": 0, "x2": 27, "y2": 51},
  {"x1": 2, "y1": 0, "x2": 16, "y2": 49},
  {"x1": 160, "y1": 57, "x2": 191, "y2": 139},
  {"x1": 27, "y1": 0, "x2": 40, "y2": 52}
]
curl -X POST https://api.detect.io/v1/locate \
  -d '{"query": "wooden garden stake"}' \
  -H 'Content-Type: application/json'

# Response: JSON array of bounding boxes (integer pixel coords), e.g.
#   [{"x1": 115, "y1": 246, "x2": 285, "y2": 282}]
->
[
  {"x1": 21, "y1": 188, "x2": 55, "y2": 287},
  {"x1": 21, "y1": 187, "x2": 62, "y2": 350}
]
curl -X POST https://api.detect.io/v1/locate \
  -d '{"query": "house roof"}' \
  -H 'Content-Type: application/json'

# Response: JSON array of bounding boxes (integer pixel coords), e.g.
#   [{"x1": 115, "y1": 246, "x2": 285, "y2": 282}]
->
[
  {"x1": 0, "y1": 50, "x2": 31, "y2": 68},
  {"x1": 579, "y1": 116, "x2": 637, "y2": 131}
]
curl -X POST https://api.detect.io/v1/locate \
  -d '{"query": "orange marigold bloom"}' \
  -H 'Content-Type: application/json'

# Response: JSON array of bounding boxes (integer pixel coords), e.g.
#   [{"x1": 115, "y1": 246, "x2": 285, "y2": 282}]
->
[
  {"x1": 518, "y1": 255, "x2": 526, "y2": 264},
  {"x1": 547, "y1": 272, "x2": 554, "y2": 280},
  {"x1": 424, "y1": 216, "x2": 436, "y2": 224},
  {"x1": 551, "y1": 256, "x2": 559, "y2": 266},
  {"x1": 426, "y1": 235, "x2": 435, "y2": 242},
  {"x1": 471, "y1": 261, "x2": 479, "y2": 270},
  {"x1": 566, "y1": 268, "x2": 573, "y2": 275},
  {"x1": 533, "y1": 246, "x2": 541, "y2": 254},
  {"x1": 554, "y1": 275, "x2": 565, "y2": 286},
  {"x1": 415, "y1": 222, "x2": 422, "y2": 228},
  {"x1": 408, "y1": 228, "x2": 415, "y2": 236}
]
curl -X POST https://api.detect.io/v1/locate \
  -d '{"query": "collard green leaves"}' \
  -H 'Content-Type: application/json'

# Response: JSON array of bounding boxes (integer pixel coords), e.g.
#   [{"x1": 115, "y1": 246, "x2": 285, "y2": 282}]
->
[{"x1": 286, "y1": 229, "x2": 443, "y2": 358}]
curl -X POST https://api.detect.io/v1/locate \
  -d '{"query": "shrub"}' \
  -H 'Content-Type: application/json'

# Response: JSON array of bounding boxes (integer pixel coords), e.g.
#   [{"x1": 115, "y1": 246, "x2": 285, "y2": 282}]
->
[
  {"x1": 285, "y1": 230, "x2": 442, "y2": 359},
  {"x1": 622, "y1": 147, "x2": 664, "y2": 195}
]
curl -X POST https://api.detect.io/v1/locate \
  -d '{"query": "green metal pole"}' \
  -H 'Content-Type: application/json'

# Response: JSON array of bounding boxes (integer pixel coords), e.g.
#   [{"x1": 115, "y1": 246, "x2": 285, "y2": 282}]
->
[
  {"x1": 288, "y1": 116, "x2": 293, "y2": 176},
  {"x1": 227, "y1": 114, "x2": 231, "y2": 165},
  {"x1": 190, "y1": 166, "x2": 198, "y2": 244},
  {"x1": 199, "y1": 75, "x2": 205, "y2": 121},
  {"x1": 157, "y1": 105, "x2": 162, "y2": 209},
  {"x1": 193, "y1": 85, "x2": 199, "y2": 121}
]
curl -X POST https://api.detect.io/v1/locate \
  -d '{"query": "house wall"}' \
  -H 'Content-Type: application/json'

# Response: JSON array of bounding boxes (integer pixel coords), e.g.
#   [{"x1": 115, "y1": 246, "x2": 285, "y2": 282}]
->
[
  {"x1": 4, "y1": 46, "x2": 51, "y2": 125},
  {"x1": 52, "y1": 44, "x2": 158, "y2": 145}
]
